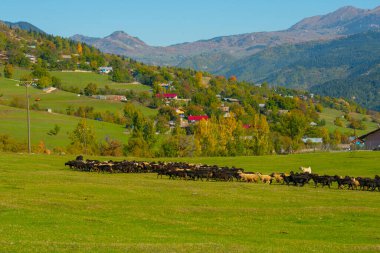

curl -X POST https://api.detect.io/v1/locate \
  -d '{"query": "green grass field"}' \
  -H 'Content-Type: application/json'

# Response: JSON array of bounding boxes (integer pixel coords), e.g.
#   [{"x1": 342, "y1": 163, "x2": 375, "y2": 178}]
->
[
  {"x1": 0, "y1": 104, "x2": 128, "y2": 148},
  {"x1": 319, "y1": 108, "x2": 378, "y2": 136},
  {"x1": 0, "y1": 76, "x2": 157, "y2": 117},
  {"x1": 0, "y1": 152, "x2": 379, "y2": 252},
  {"x1": 11, "y1": 67, "x2": 151, "y2": 92}
]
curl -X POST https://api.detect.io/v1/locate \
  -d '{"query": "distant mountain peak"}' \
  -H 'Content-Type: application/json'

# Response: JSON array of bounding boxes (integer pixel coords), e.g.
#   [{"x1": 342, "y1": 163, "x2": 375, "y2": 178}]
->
[
  {"x1": 289, "y1": 5, "x2": 373, "y2": 31},
  {"x1": 109, "y1": 30, "x2": 128, "y2": 36},
  {"x1": 1, "y1": 20, "x2": 45, "y2": 34},
  {"x1": 105, "y1": 30, "x2": 147, "y2": 47}
]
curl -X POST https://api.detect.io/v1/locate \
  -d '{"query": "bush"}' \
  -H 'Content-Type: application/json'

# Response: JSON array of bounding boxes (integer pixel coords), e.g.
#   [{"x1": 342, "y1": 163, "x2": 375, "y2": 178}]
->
[
  {"x1": 334, "y1": 117, "x2": 344, "y2": 127},
  {"x1": 0, "y1": 134, "x2": 27, "y2": 152},
  {"x1": 10, "y1": 96, "x2": 26, "y2": 108}
]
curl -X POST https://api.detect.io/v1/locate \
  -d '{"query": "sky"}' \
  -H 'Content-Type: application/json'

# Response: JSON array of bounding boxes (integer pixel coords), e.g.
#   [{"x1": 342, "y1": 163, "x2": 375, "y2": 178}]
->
[{"x1": 1, "y1": 0, "x2": 379, "y2": 46}]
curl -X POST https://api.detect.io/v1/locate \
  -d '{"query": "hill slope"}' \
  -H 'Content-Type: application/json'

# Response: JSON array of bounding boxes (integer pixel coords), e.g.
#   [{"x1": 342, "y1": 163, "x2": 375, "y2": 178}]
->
[
  {"x1": 219, "y1": 31, "x2": 380, "y2": 110},
  {"x1": 2, "y1": 20, "x2": 45, "y2": 34}
]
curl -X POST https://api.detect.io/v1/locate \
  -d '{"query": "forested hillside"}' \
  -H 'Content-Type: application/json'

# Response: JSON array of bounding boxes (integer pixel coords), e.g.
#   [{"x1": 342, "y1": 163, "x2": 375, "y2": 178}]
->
[
  {"x1": 0, "y1": 22, "x2": 378, "y2": 158},
  {"x1": 219, "y1": 31, "x2": 380, "y2": 110}
]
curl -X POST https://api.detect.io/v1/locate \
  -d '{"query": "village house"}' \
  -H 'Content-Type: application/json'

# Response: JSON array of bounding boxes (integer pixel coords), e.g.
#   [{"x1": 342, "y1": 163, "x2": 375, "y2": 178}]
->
[
  {"x1": 98, "y1": 66, "x2": 113, "y2": 74},
  {"x1": 158, "y1": 83, "x2": 172, "y2": 90},
  {"x1": 223, "y1": 98, "x2": 240, "y2": 103},
  {"x1": 302, "y1": 137, "x2": 323, "y2": 144},
  {"x1": 61, "y1": 54, "x2": 72, "y2": 59},
  {"x1": 353, "y1": 128, "x2": 380, "y2": 150},
  {"x1": 0, "y1": 51, "x2": 8, "y2": 61},
  {"x1": 309, "y1": 122, "x2": 318, "y2": 127},
  {"x1": 188, "y1": 115, "x2": 208, "y2": 124},
  {"x1": 156, "y1": 93, "x2": 178, "y2": 100},
  {"x1": 91, "y1": 95, "x2": 127, "y2": 102},
  {"x1": 25, "y1": 53, "x2": 37, "y2": 63}
]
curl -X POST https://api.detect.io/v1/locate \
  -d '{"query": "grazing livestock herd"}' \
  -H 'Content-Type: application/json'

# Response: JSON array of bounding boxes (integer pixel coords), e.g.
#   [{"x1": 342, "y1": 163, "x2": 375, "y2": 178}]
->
[{"x1": 65, "y1": 156, "x2": 380, "y2": 192}]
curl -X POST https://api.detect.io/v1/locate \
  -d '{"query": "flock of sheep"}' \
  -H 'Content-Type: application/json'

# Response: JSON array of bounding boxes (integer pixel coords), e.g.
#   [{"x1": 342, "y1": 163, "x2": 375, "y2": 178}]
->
[{"x1": 65, "y1": 156, "x2": 380, "y2": 191}]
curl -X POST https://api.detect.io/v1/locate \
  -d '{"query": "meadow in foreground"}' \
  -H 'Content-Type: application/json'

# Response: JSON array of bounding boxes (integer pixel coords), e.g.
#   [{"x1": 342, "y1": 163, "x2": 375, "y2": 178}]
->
[{"x1": 0, "y1": 152, "x2": 379, "y2": 252}]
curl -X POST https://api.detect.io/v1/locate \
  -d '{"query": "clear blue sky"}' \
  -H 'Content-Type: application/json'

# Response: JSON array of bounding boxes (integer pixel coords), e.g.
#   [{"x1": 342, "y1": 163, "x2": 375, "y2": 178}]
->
[{"x1": 1, "y1": 0, "x2": 379, "y2": 46}]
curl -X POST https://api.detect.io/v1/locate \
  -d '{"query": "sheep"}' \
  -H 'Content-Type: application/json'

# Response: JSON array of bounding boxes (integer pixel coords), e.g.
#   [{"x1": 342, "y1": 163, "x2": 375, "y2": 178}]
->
[
  {"x1": 238, "y1": 172, "x2": 259, "y2": 183},
  {"x1": 299, "y1": 166, "x2": 312, "y2": 174},
  {"x1": 270, "y1": 173, "x2": 284, "y2": 184},
  {"x1": 257, "y1": 173, "x2": 272, "y2": 184},
  {"x1": 351, "y1": 178, "x2": 360, "y2": 190}
]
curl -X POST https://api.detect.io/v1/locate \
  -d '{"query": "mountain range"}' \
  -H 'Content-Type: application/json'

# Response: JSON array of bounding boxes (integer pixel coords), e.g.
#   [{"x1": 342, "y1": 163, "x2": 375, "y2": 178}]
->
[
  {"x1": 70, "y1": 5, "x2": 380, "y2": 110},
  {"x1": 71, "y1": 6, "x2": 380, "y2": 69},
  {"x1": 2, "y1": 6, "x2": 380, "y2": 110}
]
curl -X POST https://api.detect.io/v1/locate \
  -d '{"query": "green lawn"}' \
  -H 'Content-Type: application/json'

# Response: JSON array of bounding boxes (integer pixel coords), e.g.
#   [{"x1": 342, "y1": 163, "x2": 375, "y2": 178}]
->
[
  {"x1": 0, "y1": 104, "x2": 128, "y2": 148},
  {"x1": 319, "y1": 108, "x2": 378, "y2": 136},
  {"x1": 0, "y1": 152, "x2": 379, "y2": 252}
]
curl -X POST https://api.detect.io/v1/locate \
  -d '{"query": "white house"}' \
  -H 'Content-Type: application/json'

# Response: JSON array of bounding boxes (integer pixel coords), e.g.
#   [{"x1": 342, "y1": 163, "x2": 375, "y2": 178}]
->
[{"x1": 98, "y1": 67, "x2": 113, "y2": 74}]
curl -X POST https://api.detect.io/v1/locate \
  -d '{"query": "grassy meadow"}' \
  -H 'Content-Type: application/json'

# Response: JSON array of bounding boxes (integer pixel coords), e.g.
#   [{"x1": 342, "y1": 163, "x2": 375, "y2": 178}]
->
[
  {"x1": 0, "y1": 104, "x2": 128, "y2": 148},
  {"x1": 0, "y1": 76, "x2": 157, "y2": 117},
  {"x1": 12, "y1": 67, "x2": 151, "y2": 92},
  {"x1": 0, "y1": 152, "x2": 379, "y2": 252},
  {"x1": 319, "y1": 108, "x2": 378, "y2": 136}
]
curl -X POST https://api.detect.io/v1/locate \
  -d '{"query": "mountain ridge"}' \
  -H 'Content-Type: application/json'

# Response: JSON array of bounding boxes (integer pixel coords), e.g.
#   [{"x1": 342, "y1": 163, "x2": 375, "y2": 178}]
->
[
  {"x1": 70, "y1": 5, "x2": 380, "y2": 68},
  {"x1": 1, "y1": 21, "x2": 45, "y2": 34}
]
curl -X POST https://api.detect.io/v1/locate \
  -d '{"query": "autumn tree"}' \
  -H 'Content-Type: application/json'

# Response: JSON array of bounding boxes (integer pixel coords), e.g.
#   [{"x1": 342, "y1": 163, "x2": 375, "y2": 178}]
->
[
  {"x1": 84, "y1": 83, "x2": 98, "y2": 96},
  {"x1": 4, "y1": 63, "x2": 14, "y2": 78},
  {"x1": 77, "y1": 43, "x2": 83, "y2": 55},
  {"x1": 228, "y1": 75, "x2": 237, "y2": 82},
  {"x1": 68, "y1": 119, "x2": 97, "y2": 155},
  {"x1": 37, "y1": 76, "x2": 52, "y2": 88},
  {"x1": 195, "y1": 72, "x2": 203, "y2": 86}
]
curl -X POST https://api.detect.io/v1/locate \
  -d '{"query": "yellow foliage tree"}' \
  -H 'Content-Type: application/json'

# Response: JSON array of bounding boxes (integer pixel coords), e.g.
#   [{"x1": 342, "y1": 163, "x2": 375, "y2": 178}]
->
[
  {"x1": 195, "y1": 72, "x2": 203, "y2": 86},
  {"x1": 77, "y1": 43, "x2": 83, "y2": 55}
]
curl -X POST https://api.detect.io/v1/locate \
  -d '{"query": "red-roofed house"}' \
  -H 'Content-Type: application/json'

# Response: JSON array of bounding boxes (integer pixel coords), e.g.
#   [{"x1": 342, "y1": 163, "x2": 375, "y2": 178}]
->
[
  {"x1": 188, "y1": 115, "x2": 209, "y2": 123},
  {"x1": 156, "y1": 93, "x2": 178, "y2": 99}
]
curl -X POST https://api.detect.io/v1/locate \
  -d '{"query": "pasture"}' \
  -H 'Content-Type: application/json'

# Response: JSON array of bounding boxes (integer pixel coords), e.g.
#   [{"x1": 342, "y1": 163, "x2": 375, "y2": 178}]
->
[
  {"x1": 319, "y1": 108, "x2": 378, "y2": 136},
  {"x1": 0, "y1": 104, "x2": 127, "y2": 148},
  {"x1": 11, "y1": 67, "x2": 151, "y2": 92},
  {"x1": 0, "y1": 152, "x2": 379, "y2": 252},
  {"x1": 0, "y1": 76, "x2": 157, "y2": 117}
]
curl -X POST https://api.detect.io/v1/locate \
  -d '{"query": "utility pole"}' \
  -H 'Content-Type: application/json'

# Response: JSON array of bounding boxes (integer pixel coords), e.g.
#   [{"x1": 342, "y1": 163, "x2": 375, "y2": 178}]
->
[{"x1": 22, "y1": 81, "x2": 32, "y2": 153}]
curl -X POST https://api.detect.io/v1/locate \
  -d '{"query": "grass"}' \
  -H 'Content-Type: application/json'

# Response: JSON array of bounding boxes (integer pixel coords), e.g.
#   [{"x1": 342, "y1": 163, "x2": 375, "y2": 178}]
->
[
  {"x1": 319, "y1": 108, "x2": 378, "y2": 135},
  {"x1": 0, "y1": 152, "x2": 379, "y2": 252},
  {"x1": 0, "y1": 104, "x2": 128, "y2": 148},
  {"x1": 0, "y1": 76, "x2": 157, "y2": 117},
  {"x1": 11, "y1": 67, "x2": 151, "y2": 92}
]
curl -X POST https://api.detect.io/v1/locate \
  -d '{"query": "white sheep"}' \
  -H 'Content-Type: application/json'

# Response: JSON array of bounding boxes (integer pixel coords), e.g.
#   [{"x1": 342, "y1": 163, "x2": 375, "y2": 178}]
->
[{"x1": 299, "y1": 166, "x2": 312, "y2": 174}]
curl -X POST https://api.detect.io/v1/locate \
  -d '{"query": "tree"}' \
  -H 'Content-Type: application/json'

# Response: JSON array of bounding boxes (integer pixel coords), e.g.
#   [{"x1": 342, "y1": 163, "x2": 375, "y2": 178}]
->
[
  {"x1": 111, "y1": 67, "x2": 132, "y2": 83},
  {"x1": 68, "y1": 119, "x2": 97, "y2": 155},
  {"x1": 84, "y1": 83, "x2": 98, "y2": 96},
  {"x1": 195, "y1": 72, "x2": 203, "y2": 86},
  {"x1": 51, "y1": 76, "x2": 62, "y2": 89},
  {"x1": 47, "y1": 124, "x2": 60, "y2": 136},
  {"x1": 4, "y1": 63, "x2": 14, "y2": 78},
  {"x1": 100, "y1": 138, "x2": 123, "y2": 156},
  {"x1": 37, "y1": 76, "x2": 52, "y2": 88},
  {"x1": 77, "y1": 43, "x2": 83, "y2": 55},
  {"x1": 228, "y1": 75, "x2": 237, "y2": 82},
  {"x1": 334, "y1": 117, "x2": 344, "y2": 127},
  {"x1": 125, "y1": 131, "x2": 151, "y2": 157}
]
